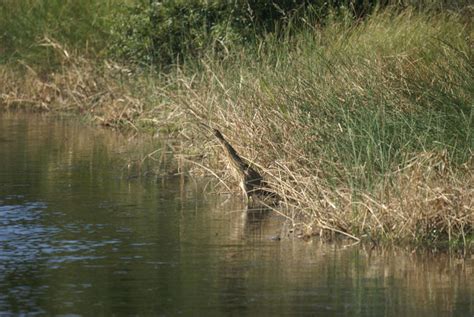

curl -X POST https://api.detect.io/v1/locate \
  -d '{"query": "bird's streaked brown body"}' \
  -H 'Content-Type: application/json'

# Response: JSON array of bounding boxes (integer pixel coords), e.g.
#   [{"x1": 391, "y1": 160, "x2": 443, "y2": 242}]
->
[{"x1": 213, "y1": 129, "x2": 278, "y2": 204}]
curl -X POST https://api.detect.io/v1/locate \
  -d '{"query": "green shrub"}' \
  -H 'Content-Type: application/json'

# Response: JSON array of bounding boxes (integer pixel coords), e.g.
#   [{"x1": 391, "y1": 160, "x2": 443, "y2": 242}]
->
[
  {"x1": 107, "y1": 0, "x2": 346, "y2": 67},
  {"x1": 0, "y1": 0, "x2": 117, "y2": 66}
]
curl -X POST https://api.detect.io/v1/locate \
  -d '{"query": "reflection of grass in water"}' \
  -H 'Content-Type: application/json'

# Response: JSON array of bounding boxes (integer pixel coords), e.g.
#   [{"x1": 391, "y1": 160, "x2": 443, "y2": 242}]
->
[
  {"x1": 194, "y1": 200, "x2": 473, "y2": 316},
  {"x1": 263, "y1": 245, "x2": 474, "y2": 314},
  {"x1": 1, "y1": 5, "x2": 472, "y2": 250},
  {"x1": 0, "y1": 113, "x2": 172, "y2": 194}
]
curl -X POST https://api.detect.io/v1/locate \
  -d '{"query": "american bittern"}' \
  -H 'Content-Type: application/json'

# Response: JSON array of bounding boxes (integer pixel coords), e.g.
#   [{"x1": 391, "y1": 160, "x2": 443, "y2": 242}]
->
[{"x1": 213, "y1": 129, "x2": 278, "y2": 204}]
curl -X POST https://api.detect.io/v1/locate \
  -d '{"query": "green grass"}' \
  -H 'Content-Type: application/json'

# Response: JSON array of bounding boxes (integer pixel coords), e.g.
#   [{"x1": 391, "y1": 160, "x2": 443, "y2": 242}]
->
[
  {"x1": 0, "y1": 0, "x2": 125, "y2": 68},
  {"x1": 179, "y1": 7, "x2": 473, "y2": 189},
  {"x1": 169, "y1": 7, "x2": 472, "y2": 248},
  {"x1": 1, "y1": 3, "x2": 472, "y2": 250}
]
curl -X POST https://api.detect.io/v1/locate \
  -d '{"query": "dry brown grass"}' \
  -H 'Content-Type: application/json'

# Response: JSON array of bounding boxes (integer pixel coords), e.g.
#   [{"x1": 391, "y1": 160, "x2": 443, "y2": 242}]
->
[
  {"x1": 0, "y1": 38, "x2": 186, "y2": 133},
  {"x1": 1, "y1": 27, "x2": 472, "y2": 251},
  {"x1": 166, "y1": 64, "x2": 472, "y2": 250}
]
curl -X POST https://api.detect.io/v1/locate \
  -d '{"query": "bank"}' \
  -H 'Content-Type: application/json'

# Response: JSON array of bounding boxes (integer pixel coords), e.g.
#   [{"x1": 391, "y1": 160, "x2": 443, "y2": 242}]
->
[{"x1": 1, "y1": 2, "x2": 472, "y2": 251}]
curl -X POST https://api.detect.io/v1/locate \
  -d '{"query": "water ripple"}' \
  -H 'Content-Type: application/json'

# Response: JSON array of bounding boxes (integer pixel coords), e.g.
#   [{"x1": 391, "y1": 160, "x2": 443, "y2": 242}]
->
[{"x1": 0, "y1": 201, "x2": 120, "y2": 268}]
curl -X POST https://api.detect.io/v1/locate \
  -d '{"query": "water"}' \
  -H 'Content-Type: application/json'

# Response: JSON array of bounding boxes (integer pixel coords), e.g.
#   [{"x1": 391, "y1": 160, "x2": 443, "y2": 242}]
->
[{"x1": 0, "y1": 112, "x2": 472, "y2": 316}]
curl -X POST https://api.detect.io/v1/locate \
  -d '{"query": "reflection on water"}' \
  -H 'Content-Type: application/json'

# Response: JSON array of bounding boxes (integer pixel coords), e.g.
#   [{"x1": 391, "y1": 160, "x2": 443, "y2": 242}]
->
[{"x1": 0, "y1": 112, "x2": 472, "y2": 316}]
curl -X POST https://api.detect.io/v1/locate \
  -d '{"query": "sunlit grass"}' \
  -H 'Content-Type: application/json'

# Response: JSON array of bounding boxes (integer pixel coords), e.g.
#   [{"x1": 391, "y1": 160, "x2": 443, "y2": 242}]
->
[
  {"x1": 0, "y1": 0, "x2": 127, "y2": 67},
  {"x1": 172, "y1": 7, "x2": 473, "y2": 248},
  {"x1": 1, "y1": 4, "x2": 472, "y2": 250}
]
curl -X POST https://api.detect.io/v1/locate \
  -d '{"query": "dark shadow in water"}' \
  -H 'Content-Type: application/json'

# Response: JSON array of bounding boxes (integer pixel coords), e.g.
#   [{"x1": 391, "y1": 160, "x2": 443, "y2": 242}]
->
[
  {"x1": 215, "y1": 206, "x2": 282, "y2": 315},
  {"x1": 244, "y1": 207, "x2": 274, "y2": 237}
]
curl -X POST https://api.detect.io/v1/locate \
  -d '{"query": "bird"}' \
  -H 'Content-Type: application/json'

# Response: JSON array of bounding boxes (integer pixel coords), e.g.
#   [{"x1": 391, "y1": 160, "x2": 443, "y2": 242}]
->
[{"x1": 213, "y1": 129, "x2": 279, "y2": 205}]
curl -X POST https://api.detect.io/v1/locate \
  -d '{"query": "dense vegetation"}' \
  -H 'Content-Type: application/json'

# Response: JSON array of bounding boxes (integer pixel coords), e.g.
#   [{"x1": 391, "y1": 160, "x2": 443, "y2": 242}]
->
[
  {"x1": 108, "y1": 0, "x2": 379, "y2": 67},
  {"x1": 1, "y1": 0, "x2": 472, "y2": 251}
]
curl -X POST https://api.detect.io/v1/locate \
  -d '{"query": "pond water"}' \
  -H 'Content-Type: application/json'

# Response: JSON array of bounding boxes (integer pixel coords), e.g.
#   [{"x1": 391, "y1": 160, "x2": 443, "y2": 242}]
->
[{"x1": 0, "y1": 112, "x2": 472, "y2": 316}]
